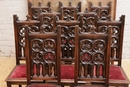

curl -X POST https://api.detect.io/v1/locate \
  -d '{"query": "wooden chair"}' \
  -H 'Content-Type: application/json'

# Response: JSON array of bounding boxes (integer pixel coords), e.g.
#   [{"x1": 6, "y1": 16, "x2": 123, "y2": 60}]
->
[
  {"x1": 95, "y1": 15, "x2": 130, "y2": 87},
  {"x1": 5, "y1": 15, "x2": 40, "y2": 87},
  {"x1": 28, "y1": 1, "x2": 51, "y2": 20},
  {"x1": 74, "y1": 25, "x2": 112, "y2": 86},
  {"x1": 25, "y1": 24, "x2": 61, "y2": 87},
  {"x1": 59, "y1": 2, "x2": 81, "y2": 20},
  {"x1": 88, "y1": 1, "x2": 112, "y2": 21}
]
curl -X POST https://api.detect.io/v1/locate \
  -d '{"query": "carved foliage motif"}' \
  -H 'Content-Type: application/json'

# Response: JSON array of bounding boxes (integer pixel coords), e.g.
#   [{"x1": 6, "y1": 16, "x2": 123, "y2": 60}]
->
[
  {"x1": 82, "y1": 17, "x2": 95, "y2": 32},
  {"x1": 30, "y1": 38, "x2": 56, "y2": 77},
  {"x1": 79, "y1": 39, "x2": 106, "y2": 78},
  {"x1": 40, "y1": 16, "x2": 54, "y2": 32}
]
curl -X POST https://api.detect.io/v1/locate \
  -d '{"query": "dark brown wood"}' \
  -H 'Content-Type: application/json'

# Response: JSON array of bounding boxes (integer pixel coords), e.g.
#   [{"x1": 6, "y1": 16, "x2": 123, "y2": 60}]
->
[
  {"x1": 25, "y1": 25, "x2": 61, "y2": 86},
  {"x1": 56, "y1": 20, "x2": 80, "y2": 64},
  {"x1": 28, "y1": 1, "x2": 51, "y2": 20},
  {"x1": 5, "y1": 15, "x2": 40, "y2": 87},
  {"x1": 75, "y1": 25, "x2": 112, "y2": 86},
  {"x1": 88, "y1": 1, "x2": 112, "y2": 21},
  {"x1": 95, "y1": 15, "x2": 125, "y2": 66}
]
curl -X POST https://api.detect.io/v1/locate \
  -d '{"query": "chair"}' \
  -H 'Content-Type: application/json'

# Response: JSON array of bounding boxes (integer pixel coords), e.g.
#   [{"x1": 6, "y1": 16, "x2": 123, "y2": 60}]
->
[
  {"x1": 88, "y1": 1, "x2": 112, "y2": 21},
  {"x1": 5, "y1": 15, "x2": 40, "y2": 87},
  {"x1": 95, "y1": 15, "x2": 130, "y2": 87},
  {"x1": 74, "y1": 25, "x2": 112, "y2": 86},
  {"x1": 25, "y1": 24, "x2": 61, "y2": 87},
  {"x1": 28, "y1": 1, "x2": 51, "y2": 20}
]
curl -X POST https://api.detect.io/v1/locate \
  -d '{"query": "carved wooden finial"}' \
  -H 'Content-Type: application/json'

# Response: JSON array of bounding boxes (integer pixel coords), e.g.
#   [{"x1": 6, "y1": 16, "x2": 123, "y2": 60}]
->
[
  {"x1": 38, "y1": 2, "x2": 42, "y2": 7},
  {"x1": 89, "y1": 2, "x2": 93, "y2": 6},
  {"x1": 49, "y1": 8, "x2": 52, "y2": 13},
  {"x1": 99, "y1": 2, "x2": 102, "y2": 6},
  {"x1": 90, "y1": 25, "x2": 96, "y2": 34},
  {"x1": 47, "y1": 2, "x2": 51, "y2": 7},
  {"x1": 107, "y1": 15, "x2": 111, "y2": 21},
  {"x1": 66, "y1": 14, "x2": 71, "y2": 21},
  {"x1": 68, "y1": 2, "x2": 72, "y2": 6},
  {"x1": 26, "y1": 15, "x2": 30, "y2": 21},
  {"x1": 107, "y1": 2, "x2": 111, "y2": 6},
  {"x1": 16, "y1": 15, "x2": 19, "y2": 21},
  {"x1": 84, "y1": 8, "x2": 88, "y2": 13}
]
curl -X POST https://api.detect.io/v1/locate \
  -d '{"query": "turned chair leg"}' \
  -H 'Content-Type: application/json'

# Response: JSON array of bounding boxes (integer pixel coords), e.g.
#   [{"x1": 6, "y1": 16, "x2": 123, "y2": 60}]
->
[
  {"x1": 125, "y1": 84, "x2": 129, "y2": 87},
  {"x1": 19, "y1": 85, "x2": 22, "y2": 87},
  {"x1": 7, "y1": 83, "x2": 11, "y2": 87}
]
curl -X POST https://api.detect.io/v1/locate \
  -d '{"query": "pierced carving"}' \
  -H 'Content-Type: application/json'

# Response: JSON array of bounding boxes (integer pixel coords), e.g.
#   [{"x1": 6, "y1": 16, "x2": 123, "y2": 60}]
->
[
  {"x1": 40, "y1": 16, "x2": 54, "y2": 32},
  {"x1": 61, "y1": 26, "x2": 75, "y2": 59},
  {"x1": 43, "y1": 39, "x2": 56, "y2": 51},
  {"x1": 80, "y1": 39, "x2": 92, "y2": 51},
  {"x1": 79, "y1": 38, "x2": 106, "y2": 78},
  {"x1": 94, "y1": 40, "x2": 105, "y2": 51}
]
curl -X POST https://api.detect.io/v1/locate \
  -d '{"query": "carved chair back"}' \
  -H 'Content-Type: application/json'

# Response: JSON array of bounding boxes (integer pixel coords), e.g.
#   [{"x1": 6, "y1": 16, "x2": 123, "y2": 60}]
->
[
  {"x1": 39, "y1": 13, "x2": 60, "y2": 33},
  {"x1": 25, "y1": 26, "x2": 61, "y2": 85},
  {"x1": 56, "y1": 20, "x2": 80, "y2": 64},
  {"x1": 28, "y1": 2, "x2": 51, "y2": 20},
  {"x1": 13, "y1": 15, "x2": 40, "y2": 65},
  {"x1": 78, "y1": 12, "x2": 97, "y2": 32},
  {"x1": 74, "y1": 25, "x2": 112, "y2": 86},
  {"x1": 89, "y1": 2, "x2": 112, "y2": 21},
  {"x1": 95, "y1": 15, "x2": 125, "y2": 66},
  {"x1": 59, "y1": 2, "x2": 81, "y2": 21}
]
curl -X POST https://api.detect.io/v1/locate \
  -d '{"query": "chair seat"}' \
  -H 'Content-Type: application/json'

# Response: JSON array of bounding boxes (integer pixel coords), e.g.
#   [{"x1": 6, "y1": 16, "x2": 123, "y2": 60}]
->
[
  {"x1": 109, "y1": 65, "x2": 125, "y2": 80},
  {"x1": 61, "y1": 65, "x2": 74, "y2": 79},
  {"x1": 9, "y1": 64, "x2": 26, "y2": 79},
  {"x1": 109, "y1": 65, "x2": 130, "y2": 85},
  {"x1": 60, "y1": 65, "x2": 128, "y2": 81},
  {"x1": 28, "y1": 84, "x2": 60, "y2": 87}
]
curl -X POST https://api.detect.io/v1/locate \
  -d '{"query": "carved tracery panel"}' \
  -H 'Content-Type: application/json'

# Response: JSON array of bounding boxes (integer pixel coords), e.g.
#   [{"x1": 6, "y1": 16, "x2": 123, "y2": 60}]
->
[
  {"x1": 79, "y1": 39, "x2": 106, "y2": 78},
  {"x1": 30, "y1": 38, "x2": 57, "y2": 77},
  {"x1": 18, "y1": 25, "x2": 39, "y2": 59},
  {"x1": 61, "y1": 26, "x2": 75, "y2": 59}
]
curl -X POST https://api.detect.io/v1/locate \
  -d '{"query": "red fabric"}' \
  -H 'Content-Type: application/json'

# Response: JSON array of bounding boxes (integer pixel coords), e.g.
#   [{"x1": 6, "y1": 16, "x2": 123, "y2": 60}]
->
[
  {"x1": 61, "y1": 65, "x2": 74, "y2": 79},
  {"x1": 28, "y1": 85, "x2": 58, "y2": 87},
  {"x1": 109, "y1": 65, "x2": 125, "y2": 80},
  {"x1": 10, "y1": 65, "x2": 26, "y2": 78}
]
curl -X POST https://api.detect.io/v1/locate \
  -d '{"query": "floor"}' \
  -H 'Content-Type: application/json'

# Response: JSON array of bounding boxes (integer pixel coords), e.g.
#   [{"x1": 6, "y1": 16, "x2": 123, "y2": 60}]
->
[{"x1": 0, "y1": 57, "x2": 130, "y2": 87}]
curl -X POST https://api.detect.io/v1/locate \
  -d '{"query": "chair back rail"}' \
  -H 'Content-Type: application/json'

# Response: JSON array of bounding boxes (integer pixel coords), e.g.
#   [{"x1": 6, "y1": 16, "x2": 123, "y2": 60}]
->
[
  {"x1": 95, "y1": 15, "x2": 125, "y2": 66},
  {"x1": 75, "y1": 25, "x2": 112, "y2": 86},
  {"x1": 25, "y1": 26, "x2": 61, "y2": 85},
  {"x1": 13, "y1": 15, "x2": 40, "y2": 65}
]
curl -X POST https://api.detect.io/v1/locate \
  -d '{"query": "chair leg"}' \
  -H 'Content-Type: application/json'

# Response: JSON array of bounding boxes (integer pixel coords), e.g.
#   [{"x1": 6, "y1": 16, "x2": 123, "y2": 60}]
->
[
  {"x1": 7, "y1": 82, "x2": 11, "y2": 87},
  {"x1": 124, "y1": 84, "x2": 129, "y2": 87},
  {"x1": 19, "y1": 85, "x2": 22, "y2": 87}
]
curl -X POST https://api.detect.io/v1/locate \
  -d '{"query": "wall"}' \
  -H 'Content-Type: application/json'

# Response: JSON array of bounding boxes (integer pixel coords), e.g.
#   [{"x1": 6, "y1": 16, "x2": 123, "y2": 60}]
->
[{"x1": 0, "y1": 0, "x2": 130, "y2": 58}]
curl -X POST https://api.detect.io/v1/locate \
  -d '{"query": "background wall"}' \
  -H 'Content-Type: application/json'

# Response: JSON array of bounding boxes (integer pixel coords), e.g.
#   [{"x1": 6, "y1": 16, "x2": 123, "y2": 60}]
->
[{"x1": 0, "y1": 0, "x2": 130, "y2": 58}]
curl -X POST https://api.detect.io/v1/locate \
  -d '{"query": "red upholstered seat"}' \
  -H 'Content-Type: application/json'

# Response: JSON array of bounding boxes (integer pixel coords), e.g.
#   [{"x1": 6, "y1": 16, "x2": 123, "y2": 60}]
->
[
  {"x1": 60, "y1": 65, "x2": 126, "y2": 80},
  {"x1": 10, "y1": 65, "x2": 26, "y2": 78},
  {"x1": 109, "y1": 65, "x2": 125, "y2": 80},
  {"x1": 28, "y1": 84, "x2": 59, "y2": 87},
  {"x1": 61, "y1": 65, "x2": 74, "y2": 79}
]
